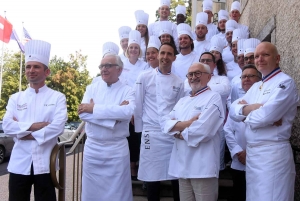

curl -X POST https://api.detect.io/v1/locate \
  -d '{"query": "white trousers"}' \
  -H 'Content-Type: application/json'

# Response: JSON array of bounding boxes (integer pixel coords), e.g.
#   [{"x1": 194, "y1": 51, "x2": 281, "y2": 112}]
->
[{"x1": 179, "y1": 178, "x2": 218, "y2": 201}]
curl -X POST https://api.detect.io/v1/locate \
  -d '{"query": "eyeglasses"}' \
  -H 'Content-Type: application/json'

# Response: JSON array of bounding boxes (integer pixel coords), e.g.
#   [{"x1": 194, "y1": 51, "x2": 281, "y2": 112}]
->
[
  {"x1": 237, "y1": 55, "x2": 244, "y2": 60},
  {"x1": 200, "y1": 59, "x2": 213, "y2": 63},
  {"x1": 244, "y1": 55, "x2": 254, "y2": 62},
  {"x1": 186, "y1": 71, "x2": 209, "y2": 79},
  {"x1": 240, "y1": 74, "x2": 258, "y2": 79},
  {"x1": 98, "y1": 63, "x2": 119, "y2": 70}
]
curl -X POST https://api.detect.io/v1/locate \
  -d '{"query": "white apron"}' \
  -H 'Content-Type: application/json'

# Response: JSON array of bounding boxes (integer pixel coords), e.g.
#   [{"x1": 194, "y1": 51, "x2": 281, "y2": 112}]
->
[
  {"x1": 82, "y1": 138, "x2": 133, "y2": 201},
  {"x1": 138, "y1": 130, "x2": 177, "y2": 181},
  {"x1": 246, "y1": 142, "x2": 295, "y2": 201}
]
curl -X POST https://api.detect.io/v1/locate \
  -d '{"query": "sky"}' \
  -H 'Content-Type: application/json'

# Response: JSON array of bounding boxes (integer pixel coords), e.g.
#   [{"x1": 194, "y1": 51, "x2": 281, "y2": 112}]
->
[{"x1": 2, "y1": 0, "x2": 159, "y2": 77}]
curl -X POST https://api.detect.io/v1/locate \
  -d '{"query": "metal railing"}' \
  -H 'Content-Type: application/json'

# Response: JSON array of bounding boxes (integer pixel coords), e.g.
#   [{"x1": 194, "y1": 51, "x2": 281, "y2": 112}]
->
[{"x1": 50, "y1": 122, "x2": 86, "y2": 201}]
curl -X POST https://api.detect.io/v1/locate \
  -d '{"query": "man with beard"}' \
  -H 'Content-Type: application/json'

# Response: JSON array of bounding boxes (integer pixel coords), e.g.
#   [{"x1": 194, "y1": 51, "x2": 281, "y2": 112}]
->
[
  {"x1": 172, "y1": 23, "x2": 199, "y2": 81},
  {"x1": 221, "y1": 19, "x2": 237, "y2": 64},
  {"x1": 135, "y1": 43, "x2": 184, "y2": 201},
  {"x1": 193, "y1": 12, "x2": 211, "y2": 57},
  {"x1": 216, "y1": 10, "x2": 229, "y2": 44},
  {"x1": 175, "y1": 5, "x2": 186, "y2": 25},
  {"x1": 163, "y1": 62, "x2": 224, "y2": 201}
]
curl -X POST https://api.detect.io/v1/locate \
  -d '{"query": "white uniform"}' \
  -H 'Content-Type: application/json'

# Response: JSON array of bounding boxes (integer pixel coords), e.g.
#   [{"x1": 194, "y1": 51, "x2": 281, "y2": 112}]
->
[
  {"x1": 119, "y1": 53, "x2": 127, "y2": 63},
  {"x1": 140, "y1": 37, "x2": 147, "y2": 61},
  {"x1": 206, "y1": 23, "x2": 218, "y2": 41},
  {"x1": 227, "y1": 74, "x2": 245, "y2": 109},
  {"x1": 163, "y1": 88, "x2": 224, "y2": 178},
  {"x1": 135, "y1": 68, "x2": 184, "y2": 181},
  {"x1": 172, "y1": 51, "x2": 199, "y2": 81},
  {"x1": 119, "y1": 58, "x2": 149, "y2": 88},
  {"x1": 3, "y1": 85, "x2": 67, "y2": 175},
  {"x1": 216, "y1": 32, "x2": 227, "y2": 46},
  {"x1": 80, "y1": 80, "x2": 135, "y2": 201},
  {"x1": 226, "y1": 61, "x2": 242, "y2": 82},
  {"x1": 229, "y1": 68, "x2": 299, "y2": 201},
  {"x1": 193, "y1": 40, "x2": 211, "y2": 58},
  {"x1": 222, "y1": 46, "x2": 234, "y2": 64}
]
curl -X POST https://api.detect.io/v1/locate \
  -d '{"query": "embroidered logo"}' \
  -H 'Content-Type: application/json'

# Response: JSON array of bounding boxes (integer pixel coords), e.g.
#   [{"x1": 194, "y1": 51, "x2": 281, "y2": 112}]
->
[
  {"x1": 173, "y1": 86, "x2": 180, "y2": 92},
  {"x1": 44, "y1": 103, "x2": 55, "y2": 106},
  {"x1": 278, "y1": 84, "x2": 286, "y2": 89},
  {"x1": 17, "y1": 103, "x2": 27, "y2": 111},
  {"x1": 263, "y1": 89, "x2": 271, "y2": 95}
]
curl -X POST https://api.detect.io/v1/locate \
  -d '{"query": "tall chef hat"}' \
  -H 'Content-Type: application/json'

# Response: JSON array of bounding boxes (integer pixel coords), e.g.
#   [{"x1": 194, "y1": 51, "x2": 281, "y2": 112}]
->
[
  {"x1": 25, "y1": 40, "x2": 51, "y2": 67},
  {"x1": 225, "y1": 20, "x2": 238, "y2": 33},
  {"x1": 202, "y1": 0, "x2": 213, "y2": 12},
  {"x1": 175, "y1": 5, "x2": 186, "y2": 16},
  {"x1": 148, "y1": 36, "x2": 161, "y2": 50},
  {"x1": 237, "y1": 39, "x2": 246, "y2": 56},
  {"x1": 218, "y1": 10, "x2": 229, "y2": 22},
  {"x1": 232, "y1": 28, "x2": 248, "y2": 42},
  {"x1": 209, "y1": 35, "x2": 226, "y2": 54},
  {"x1": 159, "y1": 21, "x2": 173, "y2": 37},
  {"x1": 128, "y1": 30, "x2": 142, "y2": 46},
  {"x1": 244, "y1": 38, "x2": 261, "y2": 56},
  {"x1": 160, "y1": 0, "x2": 170, "y2": 7},
  {"x1": 195, "y1": 12, "x2": 208, "y2": 27},
  {"x1": 135, "y1": 10, "x2": 149, "y2": 26},
  {"x1": 102, "y1": 42, "x2": 119, "y2": 58},
  {"x1": 177, "y1": 23, "x2": 193, "y2": 39},
  {"x1": 231, "y1": 1, "x2": 241, "y2": 12},
  {"x1": 118, "y1": 26, "x2": 131, "y2": 41}
]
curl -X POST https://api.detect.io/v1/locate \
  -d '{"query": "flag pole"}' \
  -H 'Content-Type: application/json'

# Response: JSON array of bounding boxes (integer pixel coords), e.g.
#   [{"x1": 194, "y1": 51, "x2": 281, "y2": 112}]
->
[
  {"x1": 19, "y1": 51, "x2": 23, "y2": 91},
  {"x1": 0, "y1": 40, "x2": 4, "y2": 100}
]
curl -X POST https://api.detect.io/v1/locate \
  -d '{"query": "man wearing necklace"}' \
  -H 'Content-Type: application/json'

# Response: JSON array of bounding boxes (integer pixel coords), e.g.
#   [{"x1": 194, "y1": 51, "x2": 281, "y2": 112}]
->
[
  {"x1": 229, "y1": 42, "x2": 299, "y2": 201},
  {"x1": 135, "y1": 43, "x2": 184, "y2": 201},
  {"x1": 163, "y1": 62, "x2": 224, "y2": 201}
]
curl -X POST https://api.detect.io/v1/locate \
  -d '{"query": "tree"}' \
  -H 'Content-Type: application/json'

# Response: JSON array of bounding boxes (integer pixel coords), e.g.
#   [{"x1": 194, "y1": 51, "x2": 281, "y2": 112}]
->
[{"x1": 155, "y1": 0, "x2": 192, "y2": 26}]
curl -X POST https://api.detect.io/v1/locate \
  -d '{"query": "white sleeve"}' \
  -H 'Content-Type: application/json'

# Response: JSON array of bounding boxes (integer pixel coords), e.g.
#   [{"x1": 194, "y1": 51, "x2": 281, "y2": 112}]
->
[
  {"x1": 224, "y1": 118, "x2": 243, "y2": 158},
  {"x1": 209, "y1": 76, "x2": 231, "y2": 98},
  {"x1": 134, "y1": 74, "x2": 145, "y2": 132}
]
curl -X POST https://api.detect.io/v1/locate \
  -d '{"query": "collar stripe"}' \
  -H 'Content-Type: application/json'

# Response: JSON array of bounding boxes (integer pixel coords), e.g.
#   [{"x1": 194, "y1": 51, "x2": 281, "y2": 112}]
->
[{"x1": 262, "y1": 67, "x2": 281, "y2": 83}]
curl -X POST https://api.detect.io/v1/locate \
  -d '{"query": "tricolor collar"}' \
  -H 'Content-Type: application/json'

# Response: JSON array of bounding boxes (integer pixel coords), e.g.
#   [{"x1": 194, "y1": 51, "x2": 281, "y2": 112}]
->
[
  {"x1": 190, "y1": 86, "x2": 209, "y2": 97},
  {"x1": 262, "y1": 67, "x2": 281, "y2": 83}
]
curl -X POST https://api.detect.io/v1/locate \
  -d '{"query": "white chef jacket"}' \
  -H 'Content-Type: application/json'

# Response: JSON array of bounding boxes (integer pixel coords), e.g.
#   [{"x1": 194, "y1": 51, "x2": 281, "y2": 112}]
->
[
  {"x1": 119, "y1": 53, "x2": 127, "y2": 63},
  {"x1": 134, "y1": 68, "x2": 184, "y2": 181},
  {"x1": 227, "y1": 74, "x2": 245, "y2": 109},
  {"x1": 163, "y1": 89, "x2": 224, "y2": 178},
  {"x1": 193, "y1": 40, "x2": 211, "y2": 58},
  {"x1": 216, "y1": 32, "x2": 227, "y2": 46},
  {"x1": 223, "y1": 117, "x2": 246, "y2": 171},
  {"x1": 119, "y1": 58, "x2": 149, "y2": 88},
  {"x1": 3, "y1": 85, "x2": 67, "y2": 175},
  {"x1": 140, "y1": 37, "x2": 147, "y2": 61},
  {"x1": 222, "y1": 46, "x2": 234, "y2": 64},
  {"x1": 229, "y1": 69, "x2": 299, "y2": 201},
  {"x1": 226, "y1": 61, "x2": 242, "y2": 82},
  {"x1": 80, "y1": 80, "x2": 135, "y2": 201},
  {"x1": 172, "y1": 51, "x2": 199, "y2": 81},
  {"x1": 206, "y1": 23, "x2": 218, "y2": 42}
]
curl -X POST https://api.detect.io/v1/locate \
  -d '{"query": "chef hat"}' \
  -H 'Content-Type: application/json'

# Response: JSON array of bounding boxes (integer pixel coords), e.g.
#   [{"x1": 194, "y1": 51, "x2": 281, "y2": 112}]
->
[
  {"x1": 135, "y1": 10, "x2": 149, "y2": 26},
  {"x1": 118, "y1": 26, "x2": 131, "y2": 41},
  {"x1": 148, "y1": 36, "x2": 161, "y2": 50},
  {"x1": 218, "y1": 10, "x2": 229, "y2": 22},
  {"x1": 202, "y1": 0, "x2": 213, "y2": 12},
  {"x1": 175, "y1": 5, "x2": 186, "y2": 16},
  {"x1": 244, "y1": 38, "x2": 261, "y2": 56},
  {"x1": 159, "y1": 21, "x2": 173, "y2": 37},
  {"x1": 102, "y1": 42, "x2": 119, "y2": 58},
  {"x1": 25, "y1": 40, "x2": 51, "y2": 67},
  {"x1": 225, "y1": 20, "x2": 238, "y2": 33},
  {"x1": 232, "y1": 28, "x2": 248, "y2": 42},
  {"x1": 237, "y1": 39, "x2": 246, "y2": 56},
  {"x1": 209, "y1": 35, "x2": 226, "y2": 54},
  {"x1": 231, "y1": 1, "x2": 241, "y2": 12},
  {"x1": 128, "y1": 30, "x2": 142, "y2": 46},
  {"x1": 177, "y1": 23, "x2": 193, "y2": 39},
  {"x1": 195, "y1": 12, "x2": 208, "y2": 27},
  {"x1": 160, "y1": 0, "x2": 170, "y2": 7}
]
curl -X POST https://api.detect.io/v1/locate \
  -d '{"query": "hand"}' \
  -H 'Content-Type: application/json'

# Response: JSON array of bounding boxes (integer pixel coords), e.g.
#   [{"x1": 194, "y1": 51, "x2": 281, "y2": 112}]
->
[
  {"x1": 120, "y1": 100, "x2": 129, "y2": 106},
  {"x1": 238, "y1": 99, "x2": 248, "y2": 104},
  {"x1": 13, "y1": 117, "x2": 18, "y2": 121},
  {"x1": 20, "y1": 134, "x2": 35, "y2": 140},
  {"x1": 78, "y1": 99, "x2": 95, "y2": 114},
  {"x1": 174, "y1": 132, "x2": 184, "y2": 140},
  {"x1": 273, "y1": 119, "x2": 282, "y2": 126},
  {"x1": 28, "y1": 122, "x2": 50, "y2": 132},
  {"x1": 187, "y1": 114, "x2": 200, "y2": 127},
  {"x1": 242, "y1": 103, "x2": 263, "y2": 116},
  {"x1": 237, "y1": 150, "x2": 246, "y2": 165}
]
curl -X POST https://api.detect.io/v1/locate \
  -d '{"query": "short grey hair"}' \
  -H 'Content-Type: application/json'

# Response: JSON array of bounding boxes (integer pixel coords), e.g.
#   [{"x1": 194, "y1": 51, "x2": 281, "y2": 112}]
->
[
  {"x1": 103, "y1": 53, "x2": 123, "y2": 69},
  {"x1": 198, "y1": 62, "x2": 211, "y2": 74}
]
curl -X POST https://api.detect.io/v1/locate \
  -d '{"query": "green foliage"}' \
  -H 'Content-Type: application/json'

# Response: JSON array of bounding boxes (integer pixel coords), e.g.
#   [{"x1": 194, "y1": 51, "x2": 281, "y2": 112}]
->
[
  {"x1": 0, "y1": 50, "x2": 92, "y2": 121},
  {"x1": 155, "y1": 0, "x2": 192, "y2": 26}
]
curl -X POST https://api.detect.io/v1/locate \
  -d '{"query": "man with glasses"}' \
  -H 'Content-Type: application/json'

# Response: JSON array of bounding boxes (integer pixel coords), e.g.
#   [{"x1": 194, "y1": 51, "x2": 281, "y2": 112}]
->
[
  {"x1": 224, "y1": 64, "x2": 261, "y2": 201},
  {"x1": 163, "y1": 62, "x2": 224, "y2": 201},
  {"x1": 229, "y1": 42, "x2": 299, "y2": 201},
  {"x1": 78, "y1": 54, "x2": 135, "y2": 201}
]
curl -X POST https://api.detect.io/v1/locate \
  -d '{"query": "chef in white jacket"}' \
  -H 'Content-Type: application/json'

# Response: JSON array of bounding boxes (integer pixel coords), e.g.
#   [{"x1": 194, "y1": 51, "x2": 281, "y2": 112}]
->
[
  {"x1": 79, "y1": 54, "x2": 135, "y2": 201},
  {"x1": 229, "y1": 42, "x2": 299, "y2": 201},
  {"x1": 135, "y1": 43, "x2": 184, "y2": 201},
  {"x1": 224, "y1": 65, "x2": 261, "y2": 201},
  {"x1": 163, "y1": 62, "x2": 224, "y2": 201},
  {"x1": 3, "y1": 40, "x2": 67, "y2": 201}
]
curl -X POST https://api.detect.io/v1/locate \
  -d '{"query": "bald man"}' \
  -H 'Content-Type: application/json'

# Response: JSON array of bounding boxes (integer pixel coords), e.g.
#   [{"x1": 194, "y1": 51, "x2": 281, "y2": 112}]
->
[{"x1": 229, "y1": 42, "x2": 299, "y2": 201}]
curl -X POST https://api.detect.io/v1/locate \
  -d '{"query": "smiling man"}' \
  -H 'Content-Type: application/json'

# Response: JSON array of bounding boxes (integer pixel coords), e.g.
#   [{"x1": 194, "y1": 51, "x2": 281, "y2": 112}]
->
[
  {"x1": 3, "y1": 40, "x2": 67, "y2": 201},
  {"x1": 135, "y1": 43, "x2": 184, "y2": 201},
  {"x1": 79, "y1": 54, "x2": 135, "y2": 201},
  {"x1": 229, "y1": 42, "x2": 299, "y2": 201}
]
